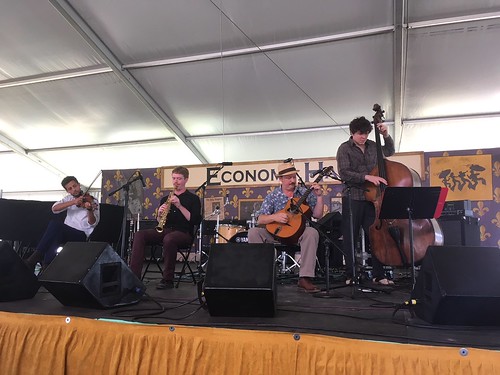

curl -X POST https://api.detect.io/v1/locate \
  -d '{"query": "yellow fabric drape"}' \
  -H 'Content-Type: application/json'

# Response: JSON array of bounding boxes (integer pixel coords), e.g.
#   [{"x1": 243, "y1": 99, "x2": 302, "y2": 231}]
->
[{"x1": 1, "y1": 311, "x2": 499, "y2": 375}]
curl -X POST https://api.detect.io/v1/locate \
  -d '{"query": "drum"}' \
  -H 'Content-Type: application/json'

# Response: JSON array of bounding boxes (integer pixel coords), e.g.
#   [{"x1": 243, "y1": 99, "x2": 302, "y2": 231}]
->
[
  {"x1": 217, "y1": 224, "x2": 246, "y2": 243},
  {"x1": 229, "y1": 231, "x2": 248, "y2": 244}
]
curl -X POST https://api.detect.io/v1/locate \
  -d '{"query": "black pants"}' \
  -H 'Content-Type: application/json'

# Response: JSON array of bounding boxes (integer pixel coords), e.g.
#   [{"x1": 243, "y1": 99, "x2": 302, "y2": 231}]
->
[
  {"x1": 36, "y1": 220, "x2": 87, "y2": 265},
  {"x1": 341, "y1": 198, "x2": 385, "y2": 279}
]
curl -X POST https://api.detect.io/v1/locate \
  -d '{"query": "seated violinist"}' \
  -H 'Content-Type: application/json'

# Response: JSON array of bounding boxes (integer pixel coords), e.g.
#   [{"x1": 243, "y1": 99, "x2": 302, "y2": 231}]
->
[
  {"x1": 247, "y1": 160, "x2": 324, "y2": 293},
  {"x1": 25, "y1": 176, "x2": 100, "y2": 272}
]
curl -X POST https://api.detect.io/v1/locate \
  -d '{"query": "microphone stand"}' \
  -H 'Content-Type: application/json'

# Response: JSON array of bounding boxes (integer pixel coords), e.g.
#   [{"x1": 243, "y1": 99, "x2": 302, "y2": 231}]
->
[
  {"x1": 108, "y1": 174, "x2": 143, "y2": 260},
  {"x1": 329, "y1": 171, "x2": 381, "y2": 298},
  {"x1": 294, "y1": 168, "x2": 342, "y2": 298},
  {"x1": 309, "y1": 169, "x2": 343, "y2": 299},
  {"x1": 311, "y1": 221, "x2": 343, "y2": 299},
  {"x1": 194, "y1": 163, "x2": 229, "y2": 273}
]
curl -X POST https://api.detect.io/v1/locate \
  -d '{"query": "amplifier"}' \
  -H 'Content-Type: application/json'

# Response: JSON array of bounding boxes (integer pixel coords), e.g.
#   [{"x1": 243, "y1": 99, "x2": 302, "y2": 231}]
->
[
  {"x1": 440, "y1": 209, "x2": 473, "y2": 217},
  {"x1": 441, "y1": 200, "x2": 473, "y2": 217},
  {"x1": 438, "y1": 216, "x2": 480, "y2": 247}
]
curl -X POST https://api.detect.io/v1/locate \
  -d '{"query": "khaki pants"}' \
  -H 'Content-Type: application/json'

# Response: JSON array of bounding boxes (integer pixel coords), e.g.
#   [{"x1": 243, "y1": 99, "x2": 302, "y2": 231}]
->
[{"x1": 247, "y1": 226, "x2": 319, "y2": 278}]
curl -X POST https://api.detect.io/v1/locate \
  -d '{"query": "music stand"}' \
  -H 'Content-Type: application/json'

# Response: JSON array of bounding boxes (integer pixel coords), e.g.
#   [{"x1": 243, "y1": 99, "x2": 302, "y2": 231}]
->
[{"x1": 379, "y1": 187, "x2": 448, "y2": 289}]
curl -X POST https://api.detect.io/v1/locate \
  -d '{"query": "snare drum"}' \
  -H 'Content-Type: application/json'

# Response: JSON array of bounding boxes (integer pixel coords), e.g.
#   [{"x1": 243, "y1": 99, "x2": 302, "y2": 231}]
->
[
  {"x1": 217, "y1": 224, "x2": 246, "y2": 243},
  {"x1": 229, "y1": 231, "x2": 248, "y2": 244}
]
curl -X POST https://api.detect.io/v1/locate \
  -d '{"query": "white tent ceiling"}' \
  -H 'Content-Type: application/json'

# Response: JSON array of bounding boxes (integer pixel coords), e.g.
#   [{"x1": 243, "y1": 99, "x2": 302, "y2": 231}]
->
[{"x1": 1, "y1": 0, "x2": 500, "y2": 198}]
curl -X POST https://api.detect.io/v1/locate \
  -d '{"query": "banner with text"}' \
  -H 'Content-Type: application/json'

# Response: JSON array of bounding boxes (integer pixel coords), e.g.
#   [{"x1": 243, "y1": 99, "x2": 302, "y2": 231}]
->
[{"x1": 161, "y1": 154, "x2": 423, "y2": 190}]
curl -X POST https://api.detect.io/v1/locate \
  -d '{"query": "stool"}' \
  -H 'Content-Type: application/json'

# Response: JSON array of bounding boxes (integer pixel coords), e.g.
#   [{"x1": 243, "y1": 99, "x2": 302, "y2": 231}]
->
[{"x1": 275, "y1": 244, "x2": 300, "y2": 274}]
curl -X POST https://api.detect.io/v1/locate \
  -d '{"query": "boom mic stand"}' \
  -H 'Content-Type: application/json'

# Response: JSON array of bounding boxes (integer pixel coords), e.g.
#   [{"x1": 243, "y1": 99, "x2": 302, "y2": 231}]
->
[
  {"x1": 296, "y1": 167, "x2": 342, "y2": 298},
  {"x1": 195, "y1": 163, "x2": 231, "y2": 273},
  {"x1": 327, "y1": 170, "x2": 382, "y2": 298},
  {"x1": 108, "y1": 173, "x2": 143, "y2": 260},
  {"x1": 311, "y1": 221, "x2": 342, "y2": 299}
]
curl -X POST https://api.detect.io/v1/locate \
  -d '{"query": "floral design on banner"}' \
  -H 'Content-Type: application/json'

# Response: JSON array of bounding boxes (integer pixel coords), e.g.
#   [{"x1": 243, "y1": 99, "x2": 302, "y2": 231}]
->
[{"x1": 480, "y1": 225, "x2": 491, "y2": 242}]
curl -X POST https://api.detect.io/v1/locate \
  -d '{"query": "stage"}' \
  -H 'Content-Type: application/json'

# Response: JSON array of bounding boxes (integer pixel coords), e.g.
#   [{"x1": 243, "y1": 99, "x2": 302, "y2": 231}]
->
[{"x1": 1, "y1": 268, "x2": 500, "y2": 374}]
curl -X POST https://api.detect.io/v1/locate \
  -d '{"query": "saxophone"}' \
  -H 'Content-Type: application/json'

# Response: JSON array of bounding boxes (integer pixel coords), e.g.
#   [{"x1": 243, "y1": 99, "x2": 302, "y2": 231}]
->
[{"x1": 155, "y1": 192, "x2": 173, "y2": 233}]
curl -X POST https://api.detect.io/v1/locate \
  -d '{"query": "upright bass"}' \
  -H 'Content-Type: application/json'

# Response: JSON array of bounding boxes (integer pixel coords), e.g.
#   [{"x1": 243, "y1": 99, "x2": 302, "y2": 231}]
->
[{"x1": 365, "y1": 104, "x2": 443, "y2": 266}]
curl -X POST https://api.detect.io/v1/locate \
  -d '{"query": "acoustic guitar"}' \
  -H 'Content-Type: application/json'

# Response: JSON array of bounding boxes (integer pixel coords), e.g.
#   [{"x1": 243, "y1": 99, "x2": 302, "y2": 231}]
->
[{"x1": 266, "y1": 167, "x2": 332, "y2": 244}]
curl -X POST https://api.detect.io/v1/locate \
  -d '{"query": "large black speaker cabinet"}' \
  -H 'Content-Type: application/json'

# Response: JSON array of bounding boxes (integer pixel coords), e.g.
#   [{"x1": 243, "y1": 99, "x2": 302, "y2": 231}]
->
[
  {"x1": 412, "y1": 246, "x2": 500, "y2": 325},
  {"x1": 0, "y1": 242, "x2": 40, "y2": 301},
  {"x1": 204, "y1": 243, "x2": 276, "y2": 317},
  {"x1": 39, "y1": 242, "x2": 145, "y2": 309}
]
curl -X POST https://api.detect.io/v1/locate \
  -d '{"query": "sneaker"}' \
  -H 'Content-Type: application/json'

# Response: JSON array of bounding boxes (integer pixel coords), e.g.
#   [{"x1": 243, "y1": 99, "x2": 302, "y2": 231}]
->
[{"x1": 156, "y1": 279, "x2": 174, "y2": 289}]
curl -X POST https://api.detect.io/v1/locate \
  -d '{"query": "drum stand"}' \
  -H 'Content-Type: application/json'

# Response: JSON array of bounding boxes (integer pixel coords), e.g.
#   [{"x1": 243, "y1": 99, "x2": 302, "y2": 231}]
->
[
  {"x1": 205, "y1": 207, "x2": 231, "y2": 244},
  {"x1": 276, "y1": 245, "x2": 300, "y2": 274}
]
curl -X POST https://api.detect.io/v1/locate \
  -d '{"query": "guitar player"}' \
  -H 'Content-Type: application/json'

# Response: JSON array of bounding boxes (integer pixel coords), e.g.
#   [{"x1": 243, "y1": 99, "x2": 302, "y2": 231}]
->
[{"x1": 247, "y1": 160, "x2": 324, "y2": 293}]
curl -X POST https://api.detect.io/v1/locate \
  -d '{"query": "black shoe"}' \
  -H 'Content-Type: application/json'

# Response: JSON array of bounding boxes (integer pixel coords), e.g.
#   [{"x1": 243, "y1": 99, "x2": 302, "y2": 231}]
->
[
  {"x1": 25, "y1": 250, "x2": 44, "y2": 271},
  {"x1": 156, "y1": 279, "x2": 174, "y2": 289}
]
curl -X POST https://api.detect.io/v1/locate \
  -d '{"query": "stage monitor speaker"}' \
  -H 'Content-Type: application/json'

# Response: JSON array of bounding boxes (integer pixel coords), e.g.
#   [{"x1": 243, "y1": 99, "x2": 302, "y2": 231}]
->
[
  {"x1": 412, "y1": 245, "x2": 500, "y2": 325},
  {"x1": 0, "y1": 242, "x2": 40, "y2": 301},
  {"x1": 204, "y1": 243, "x2": 276, "y2": 317},
  {"x1": 39, "y1": 242, "x2": 145, "y2": 309}
]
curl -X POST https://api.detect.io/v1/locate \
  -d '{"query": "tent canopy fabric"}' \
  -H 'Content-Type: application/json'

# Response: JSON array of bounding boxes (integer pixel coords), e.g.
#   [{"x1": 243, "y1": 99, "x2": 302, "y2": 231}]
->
[{"x1": 1, "y1": 0, "x2": 500, "y2": 196}]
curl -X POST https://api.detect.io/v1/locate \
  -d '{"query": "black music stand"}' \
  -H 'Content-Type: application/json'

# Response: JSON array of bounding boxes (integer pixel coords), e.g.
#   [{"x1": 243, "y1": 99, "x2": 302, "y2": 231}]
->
[{"x1": 379, "y1": 186, "x2": 447, "y2": 289}]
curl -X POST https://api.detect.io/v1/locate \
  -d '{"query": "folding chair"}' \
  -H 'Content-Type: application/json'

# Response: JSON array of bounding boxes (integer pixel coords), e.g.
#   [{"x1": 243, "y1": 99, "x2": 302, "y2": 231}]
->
[{"x1": 141, "y1": 227, "x2": 198, "y2": 288}]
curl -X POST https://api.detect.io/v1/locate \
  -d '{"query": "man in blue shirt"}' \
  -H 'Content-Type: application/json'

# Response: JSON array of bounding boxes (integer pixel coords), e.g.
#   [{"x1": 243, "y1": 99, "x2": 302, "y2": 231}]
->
[{"x1": 248, "y1": 161, "x2": 324, "y2": 292}]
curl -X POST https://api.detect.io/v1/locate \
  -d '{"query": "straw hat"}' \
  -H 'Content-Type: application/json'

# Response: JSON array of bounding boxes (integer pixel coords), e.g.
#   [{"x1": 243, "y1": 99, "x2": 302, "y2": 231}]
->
[{"x1": 277, "y1": 162, "x2": 299, "y2": 177}]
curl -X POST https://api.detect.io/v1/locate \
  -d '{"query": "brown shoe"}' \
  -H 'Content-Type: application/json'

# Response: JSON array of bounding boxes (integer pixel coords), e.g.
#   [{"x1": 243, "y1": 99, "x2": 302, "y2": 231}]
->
[{"x1": 297, "y1": 277, "x2": 320, "y2": 293}]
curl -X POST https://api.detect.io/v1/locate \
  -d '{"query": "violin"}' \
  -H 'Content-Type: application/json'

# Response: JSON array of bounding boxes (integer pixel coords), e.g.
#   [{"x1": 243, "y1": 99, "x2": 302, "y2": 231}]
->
[
  {"x1": 75, "y1": 171, "x2": 102, "y2": 211},
  {"x1": 76, "y1": 191, "x2": 96, "y2": 210}
]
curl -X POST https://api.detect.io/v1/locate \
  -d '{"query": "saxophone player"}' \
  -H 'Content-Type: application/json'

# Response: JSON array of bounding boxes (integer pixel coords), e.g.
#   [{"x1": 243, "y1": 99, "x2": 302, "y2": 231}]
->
[{"x1": 129, "y1": 166, "x2": 202, "y2": 289}]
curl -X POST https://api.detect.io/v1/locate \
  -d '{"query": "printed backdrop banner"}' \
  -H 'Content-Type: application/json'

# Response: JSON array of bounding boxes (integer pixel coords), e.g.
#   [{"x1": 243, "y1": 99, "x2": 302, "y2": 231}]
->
[
  {"x1": 161, "y1": 154, "x2": 423, "y2": 190},
  {"x1": 429, "y1": 154, "x2": 492, "y2": 201}
]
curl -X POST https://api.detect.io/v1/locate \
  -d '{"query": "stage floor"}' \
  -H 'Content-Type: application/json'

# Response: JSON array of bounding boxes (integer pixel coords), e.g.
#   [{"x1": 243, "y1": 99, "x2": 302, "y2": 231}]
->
[{"x1": 1, "y1": 266, "x2": 499, "y2": 352}]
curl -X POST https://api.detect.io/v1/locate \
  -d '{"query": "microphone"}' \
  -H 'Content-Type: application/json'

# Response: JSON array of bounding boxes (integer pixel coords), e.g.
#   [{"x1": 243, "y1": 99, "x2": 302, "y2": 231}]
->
[
  {"x1": 331, "y1": 169, "x2": 341, "y2": 179},
  {"x1": 220, "y1": 162, "x2": 233, "y2": 166},
  {"x1": 137, "y1": 171, "x2": 146, "y2": 187},
  {"x1": 309, "y1": 169, "x2": 324, "y2": 178},
  {"x1": 225, "y1": 192, "x2": 230, "y2": 206}
]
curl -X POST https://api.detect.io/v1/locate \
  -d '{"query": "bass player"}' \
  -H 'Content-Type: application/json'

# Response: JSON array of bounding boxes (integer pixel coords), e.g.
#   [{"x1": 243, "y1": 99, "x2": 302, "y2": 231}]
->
[{"x1": 247, "y1": 160, "x2": 324, "y2": 293}]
